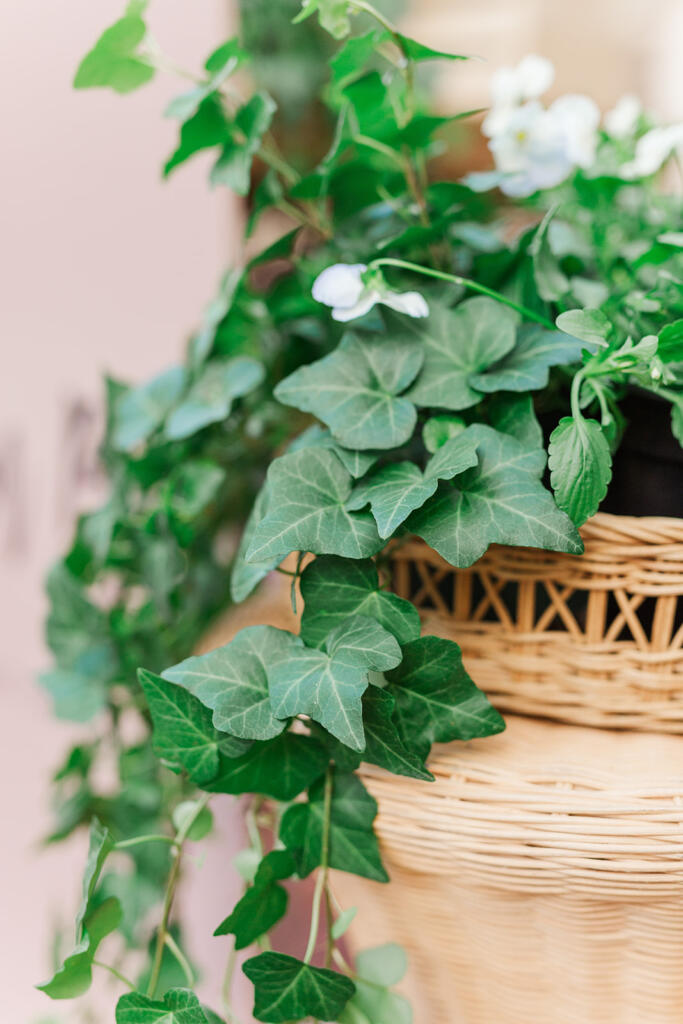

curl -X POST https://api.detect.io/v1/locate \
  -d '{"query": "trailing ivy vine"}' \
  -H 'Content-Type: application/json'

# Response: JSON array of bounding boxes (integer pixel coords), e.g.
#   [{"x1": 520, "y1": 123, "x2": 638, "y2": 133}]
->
[{"x1": 40, "y1": 2, "x2": 682, "y2": 1022}]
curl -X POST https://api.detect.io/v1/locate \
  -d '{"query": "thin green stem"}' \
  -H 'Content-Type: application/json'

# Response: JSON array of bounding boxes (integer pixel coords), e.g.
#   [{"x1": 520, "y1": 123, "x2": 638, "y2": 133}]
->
[
  {"x1": 304, "y1": 765, "x2": 334, "y2": 964},
  {"x1": 570, "y1": 370, "x2": 587, "y2": 421},
  {"x1": 164, "y1": 932, "x2": 195, "y2": 988},
  {"x1": 369, "y1": 257, "x2": 557, "y2": 329},
  {"x1": 146, "y1": 794, "x2": 211, "y2": 999},
  {"x1": 114, "y1": 834, "x2": 175, "y2": 851},
  {"x1": 93, "y1": 960, "x2": 136, "y2": 991}
]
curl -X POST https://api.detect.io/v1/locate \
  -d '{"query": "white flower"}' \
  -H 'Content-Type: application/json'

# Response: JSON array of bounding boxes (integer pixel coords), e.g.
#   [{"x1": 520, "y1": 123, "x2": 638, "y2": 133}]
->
[
  {"x1": 484, "y1": 55, "x2": 554, "y2": 137},
  {"x1": 312, "y1": 264, "x2": 429, "y2": 322},
  {"x1": 604, "y1": 95, "x2": 641, "y2": 138},
  {"x1": 550, "y1": 95, "x2": 600, "y2": 168},
  {"x1": 620, "y1": 123, "x2": 683, "y2": 179}
]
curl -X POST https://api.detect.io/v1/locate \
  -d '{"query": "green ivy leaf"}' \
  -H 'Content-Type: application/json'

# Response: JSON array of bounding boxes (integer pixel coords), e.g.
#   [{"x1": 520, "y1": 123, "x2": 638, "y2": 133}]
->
[
  {"x1": 164, "y1": 96, "x2": 231, "y2": 177},
  {"x1": 211, "y1": 93, "x2": 277, "y2": 194},
  {"x1": 115, "y1": 988, "x2": 213, "y2": 1024},
  {"x1": 269, "y1": 616, "x2": 402, "y2": 750},
  {"x1": 362, "y1": 688, "x2": 433, "y2": 781},
  {"x1": 164, "y1": 356, "x2": 264, "y2": 441},
  {"x1": 394, "y1": 34, "x2": 469, "y2": 62},
  {"x1": 340, "y1": 943, "x2": 412, "y2": 1024},
  {"x1": 111, "y1": 366, "x2": 187, "y2": 451},
  {"x1": 289, "y1": 424, "x2": 379, "y2": 479},
  {"x1": 162, "y1": 626, "x2": 299, "y2": 740},
  {"x1": 471, "y1": 325, "x2": 588, "y2": 393},
  {"x1": 294, "y1": 0, "x2": 353, "y2": 40},
  {"x1": 422, "y1": 414, "x2": 466, "y2": 453},
  {"x1": 165, "y1": 39, "x2": 247, "y2": 121},
  {"x1": 39, "y1": 667, "x2": 108, "y2": 723},
  {"x1": 244, "y1": 952, "x2": 355, "y2": 1023},
  {"x1": 548, "y1": 415, "x2": 612, "y2": 525},
  {"x1": 206, "y1": 732, "x2": 328, "y2": 801},
  {"x1": 555, "y1": 308, "x2": 611, "y2": 347},
  {"x1": 529, "y1": 207, "x2": 570, "y2": 302},
  {"x1": 386, "y1": 636, "x2": 505, "y2": 757},
  {"x1": 280, "y1": 771, "x2": 388, "y2": 881},
  {"x1": 246, "y1": 449, "x2": 383, "y2": 565},
  {"x1": 487, "y1": 393, "x2": 543, "y2": 448},
  {"x1": 401, "y1": 297, "x2": 518, "y2": 410},
  {"x1": 658, "y1": 319, "x2": 683, "y2": 363},
  {"x1": 408, "y1": 425, "x2": 583, "y2": 566},
  {"x1": 230, "y1": 485, "x2": 281, "y2": 603},
  {"x1": 347, "y1": 433, "x2": 479, "y2": 538},
  {"x1": 138, "y1": 670, "x2": 248, "y2": 786},
  {"x1": 275, "y1": 335, "x2": 423, "y2": 450},
  {"x1": 164, "y1": 460, "x2": 226, "y2": 524},
  {"x1": 214, "y1": 850, "x2": 295, "y2": 949},
  {"x1": 300, "y1": 556, "x2": 420, "y2": 649},
  {"x1": 74, "y1": 6, "x2": 154, "y2": 94}
]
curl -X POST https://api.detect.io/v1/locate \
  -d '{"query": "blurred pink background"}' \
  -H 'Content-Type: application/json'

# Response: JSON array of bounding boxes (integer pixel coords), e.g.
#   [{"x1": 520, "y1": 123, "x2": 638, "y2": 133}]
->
[{"x1": 1, "y1": 1, "x2": 682, "y2": 1021}]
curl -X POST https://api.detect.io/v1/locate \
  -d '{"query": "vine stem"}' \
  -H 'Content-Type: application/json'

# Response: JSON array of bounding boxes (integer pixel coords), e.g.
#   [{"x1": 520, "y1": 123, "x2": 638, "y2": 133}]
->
[
  {"x1": 146, "y1": 794, "x2": 211, "y2": 999},
  {"x1": 304, "y1": 765, "x2": 334, "y2": 965},
  {"x1": 114, "y1": 834, "x2": 175, "y2": 850},
  {"x1": 93, "y1": 959, "x2": 136, "y2": 991},
  {"x1": 164, "y1": 932, "x2": 195, "y2": 988},
  {"x1": 369, "y1": 257, "x2": 557, "y2": 329}
]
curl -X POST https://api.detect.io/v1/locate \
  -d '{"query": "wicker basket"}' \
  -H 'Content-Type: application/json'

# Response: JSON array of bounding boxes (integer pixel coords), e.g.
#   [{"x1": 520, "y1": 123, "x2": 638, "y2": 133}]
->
[
  {"x1": 391, "y1": 513, "x2": 683, "y2": 732},
  {"x1": 334, "y1": 716, "x2": 683, "y2": 1024}
]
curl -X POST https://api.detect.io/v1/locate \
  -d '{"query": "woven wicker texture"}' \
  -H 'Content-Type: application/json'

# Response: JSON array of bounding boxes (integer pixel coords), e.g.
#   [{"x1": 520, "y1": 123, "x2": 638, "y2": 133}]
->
[
  {"x1": 334, "y1": 715, "x2": 683, "y2": 1024},
  {"x1": 391, "y1": 514, "x2": 683, "y2": 732}
]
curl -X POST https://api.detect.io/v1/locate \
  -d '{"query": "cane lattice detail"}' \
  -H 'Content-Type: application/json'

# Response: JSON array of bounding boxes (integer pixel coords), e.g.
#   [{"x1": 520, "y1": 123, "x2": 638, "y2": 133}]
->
[{"x1": 391, "y1": 514, "x2": 683, "y2": 731}]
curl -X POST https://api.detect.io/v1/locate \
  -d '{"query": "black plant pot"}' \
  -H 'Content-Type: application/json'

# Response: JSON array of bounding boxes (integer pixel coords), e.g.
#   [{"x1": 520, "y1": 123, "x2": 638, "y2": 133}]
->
[{"x1": 600, "y1": 391, "x2": 682, "y2": 518}]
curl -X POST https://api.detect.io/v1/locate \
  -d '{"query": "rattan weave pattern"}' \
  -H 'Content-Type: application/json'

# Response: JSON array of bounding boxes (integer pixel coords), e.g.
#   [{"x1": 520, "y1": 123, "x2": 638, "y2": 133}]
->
[{"x1": 391, "y1": 514, "x2": 683, "y2": 732}]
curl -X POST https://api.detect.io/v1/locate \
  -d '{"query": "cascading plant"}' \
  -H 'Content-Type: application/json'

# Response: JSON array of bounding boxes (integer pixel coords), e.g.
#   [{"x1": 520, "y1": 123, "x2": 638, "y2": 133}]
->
[{"x1": 39, "y1": 2, "x2": 682, "y2": 1022}]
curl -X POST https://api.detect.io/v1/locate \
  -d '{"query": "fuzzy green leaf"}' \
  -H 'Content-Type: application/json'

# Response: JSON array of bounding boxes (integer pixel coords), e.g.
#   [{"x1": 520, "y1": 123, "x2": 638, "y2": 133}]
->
[
  {"x1": 347, "y1": 432, "x2": 479, "y2": 538},
  {"x1": 386, "y1": 636, "x2": 505, "y2": 757},
  {"x1": 138, "y1": 670, "x2": 248, "y2": 785},
  {"x1": 275, "y1": 335, "x2": 423, "y2": 451},
  {"x1": 206, "y1": 732, "x2": 328, "y2": 801},
  {"x1": 164, "y1": 356, "x2": 264, "y2": 441},
  {"x1": 401, "y1": 297, "x2": 518, "y2": 410},
  {"x1": 548, "y1": 415, "x2": 612, "y2": 525},
  {"x1": 246, "y1": 449, "x2": 382, "y2": 564},
  {"x1": 471, "y1": 326, "x2": 587, "y2": 393},
  {"x1": 111, "y1": 367, "x2": 186, "y2": 451},
  {"x1": 280, "y1": 771, "x2": 388, "y2": 881},
  {"x1": 300, "y1": 556, "x2": 420, "y2": 649},
  {"x1": 74, "y1": 8, "x2": 154, "y2": 94},
  {"x1": 244, "y1": 952, "x2": 355, "y2": 1023},
  {"x1": 555, "y1": 309, "x2": 611, "y2": 346},
  {"x1": 408, "y1": 425, "x2": 582, "y2": 566},
  {"x1": 115, "y1": 988, "x2": 213, "y2": 1024},
  {"x1": 269, "y1": 616, "x2": 402, "y2": 750},
  {"x1": 162, "y1": 626, "x2": 299, "y2": 741},
  {"x1": 362, "y1": 688, "x2": 433, "y2": 781}
]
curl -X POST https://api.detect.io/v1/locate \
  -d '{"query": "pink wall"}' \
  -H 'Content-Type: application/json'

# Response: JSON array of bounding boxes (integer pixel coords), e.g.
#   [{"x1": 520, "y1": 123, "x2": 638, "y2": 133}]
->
[{"x1": 0, "y1": 1, "x2": 244, "y2": 1019}]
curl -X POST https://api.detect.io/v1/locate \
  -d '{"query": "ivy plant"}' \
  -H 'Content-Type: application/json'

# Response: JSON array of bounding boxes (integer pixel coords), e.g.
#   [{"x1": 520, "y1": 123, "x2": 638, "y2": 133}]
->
[{"x1": 40, "y1": 3, "x2": 682, "y2": 1023}]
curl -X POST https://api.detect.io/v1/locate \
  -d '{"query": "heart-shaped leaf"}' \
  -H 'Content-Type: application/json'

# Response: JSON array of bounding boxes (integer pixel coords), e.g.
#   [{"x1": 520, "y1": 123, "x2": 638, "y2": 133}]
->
[
  {"x1": 243, "y1": 952, "x2": 355, "y2": 1023},
  {"x1": 164, "y1": 356, "x2": 264, "y2": 441},
  {"x1": 205, "y1": 732, "x2": 328, "y2": 801},
  {"x1": 471, "y1": 325, "x2": 588, "y2": 393},
  {"x1": 115, "y1": 988, "x2": 212, "y2": 1024},
  {"x1": 74, "y1": 9, "x2": 154, "y2": 94}
]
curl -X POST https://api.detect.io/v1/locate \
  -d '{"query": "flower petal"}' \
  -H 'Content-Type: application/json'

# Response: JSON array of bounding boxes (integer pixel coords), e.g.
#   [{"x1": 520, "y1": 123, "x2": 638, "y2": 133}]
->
[
  {"x1": 331, "y1": 291, "x2": 378, "y2": 322},
  {"x1": 380, "y1": 290, "x2": 429, "y2": 319},
  {"x1": 312, "y1": 263, "x2": 367, "y2": 309}
]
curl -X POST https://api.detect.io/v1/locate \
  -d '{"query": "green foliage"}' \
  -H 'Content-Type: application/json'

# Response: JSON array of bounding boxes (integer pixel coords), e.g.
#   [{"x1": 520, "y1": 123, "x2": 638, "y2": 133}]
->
[{"x1": 47, "y1": 6, "x2": 683, "y2": 1022}]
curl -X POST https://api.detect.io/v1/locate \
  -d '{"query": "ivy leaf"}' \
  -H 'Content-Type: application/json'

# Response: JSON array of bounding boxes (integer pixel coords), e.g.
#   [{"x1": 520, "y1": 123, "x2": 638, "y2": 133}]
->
[
  {"x1": 471, "y1": 325, "x2": 588, "y2": 393},
  {"x1": 162, "y1": 626, "x2": 299, "y2": 741},
  {"x1": 487, "y1": 393, "x2": 543, "y2": 448},
  {"x1": 244, "y1": 952, "x2": 355, "y2": 1023},
  {"x1": 111, "y1": 367, "x2": 187, "y2": 451},
  {"x1": 362, "y1": 687, "x2": 433, "y2": 781},
  {"x1": 347, "y1": 433, "x2": 479, "y2": 538},
  {"x1": 115, "y1": 988, "x2": 213, "y2": 1024},
  {"x1": 39, "y1": 667, "x2": 108, "y2": 723},
  {"x1": 555, "y1": 308, "x2": 611, "y2": 347},
  {"x1": 164, "y1": 356, "x2": 264, "y2": 441},
  {"x1": 340, "y1": 944, "x2": 412, "y2": 1024},
  {"x1": 211, "y1": 93, "x2": 277, "y2": 194},
  {"x1": 230, "y1": 485, "x2": 281, "y2": 603},
  {"x1": 548, "y1": 415, "x2": 612, "y2": 525},
  {"x1": 422, "y1": 414, "x2": 466, "y2": 453},
  {"x1": 164, "y1": 96, "x2": 231, "y2": 177},
  {"x1": 164, "y1": 460, "x2": 226, "y2": 525},
  {"x1": 289, "y1": 424, "x2": 379, "y2": 479},
  {"x1": 74, "y1": 6, "x2": 154, "y2": 94},
  {"x1": 529, "y1": 207, "x2": 570, "y2": 302},
  {"x1": 280, "y1": 771, "x2": 388, "y2": 881},
  {"x1": 386, "y1": 636, "x2": 505, "y2": 757},
  {"x1": 138, "y1": 670, "x2": 248, "y2": 786},
  {"x1": 275, "y1": 335, "x2": 423, "y2": 450},
  {"x1": 214, "y1": 851, "x2": 295, "y2": 949},
  {"x1": 300, "y1": 556, "x2": 420, "y2": 649},
  {"x1": 294, "y1": 0, "x2": 353, "y2": 40},
  {"x1": 401, "y1": 297, "x2": 518, "y2": 410},
  {"x1": 165, "y1": 39, "x2": 247, "y2": 121},
  {"x1": 269, "y1": 616, "x2": 402, "y2": 750},
  {"x1": 408, "y1": 425, "x2": 583, "y2": 566},
  {"x1": 205, "y1": 732, "x2": 328, "y2": 801},
  {"x1": 246, "y1": 449, "x2": 383, "y2": 565},
  {"x1": 394, "y1": 34, "x2": 469, "y2": 62},
  {"x1": 658, "y1": 319, "x2": 683, "y2": 363}
]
